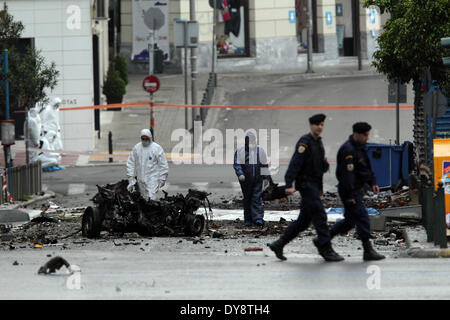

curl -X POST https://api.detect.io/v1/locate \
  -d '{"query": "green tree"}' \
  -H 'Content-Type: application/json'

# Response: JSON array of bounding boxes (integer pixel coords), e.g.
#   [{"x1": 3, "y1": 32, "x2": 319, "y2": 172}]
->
[
  {"x1": 364, "y1": 0, "x2": 450, "y2": 165},
  {"x1": 0, "y1": 3, "x2": 23, "y2": 50},
  {"x1": 0, "y1": 4, "x2": 59, "y2": 117},
  {"x1": 113, "y1": 55, "x2": 128, "y2": 85},
  {"x1": 363, "y1": 0, "x2": 450, "y2": 95},
  {"x1": 102, "y1": 63, "x2": 126, "y2": 104}
]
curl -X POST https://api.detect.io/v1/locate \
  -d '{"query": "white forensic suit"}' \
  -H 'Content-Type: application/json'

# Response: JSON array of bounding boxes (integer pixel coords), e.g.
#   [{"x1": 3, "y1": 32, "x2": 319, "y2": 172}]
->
[
  {"x1": 41, "y1": 97, "x2": 63, "y2": 150},
  {"x1": 126, "y1": 129, "x2": 169, "y2": 200},
  {"x1": 27, "y1": 107, "x2": 42, "y2": 163},
  {"x1": 38, "y1": 130, "x2": 61, "y2": 168}
]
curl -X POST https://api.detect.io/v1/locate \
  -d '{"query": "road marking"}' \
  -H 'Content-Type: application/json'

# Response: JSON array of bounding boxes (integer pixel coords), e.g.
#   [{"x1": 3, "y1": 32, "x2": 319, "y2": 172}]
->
[
  {"x1": 231, "y1": 182, "x2": 241, "y2": 190},
  {"x1": 67, "y1": 183, "x2": 86, "y2": 195},
  {"x1": 191, "y1": 182, "x2": 209, "y2": 190},
  {"x1": 163, "y1": 183, "x2": 181, "y2": 191}
]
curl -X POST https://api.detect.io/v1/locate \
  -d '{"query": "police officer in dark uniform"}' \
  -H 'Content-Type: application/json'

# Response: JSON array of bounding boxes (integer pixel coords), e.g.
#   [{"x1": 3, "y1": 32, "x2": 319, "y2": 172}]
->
[
  {"x1": 331, "y1": 122, "x2": 385, "y2": 261},
  {"x1": 268, "y1": 114, "x2": 344, "y2": 262}
]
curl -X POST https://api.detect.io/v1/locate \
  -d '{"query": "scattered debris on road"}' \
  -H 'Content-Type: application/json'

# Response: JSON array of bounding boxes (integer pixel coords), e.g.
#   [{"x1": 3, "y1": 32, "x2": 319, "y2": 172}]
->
[{"x1": 244, "y1": 247, "x2": 263, "y2": 251}]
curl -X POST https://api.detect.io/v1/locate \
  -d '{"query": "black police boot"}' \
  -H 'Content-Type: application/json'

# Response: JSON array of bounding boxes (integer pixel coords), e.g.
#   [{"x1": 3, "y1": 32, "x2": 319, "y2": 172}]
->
[
  {"x1": 362, "y1": 240, "x2": 386, "y2": 261},
  {"x1": 267, "y1": 238, "x2": 287, "y2": 261},
  {"x1": 313, "y1": 238, "x2": 344, "y2": 262}
]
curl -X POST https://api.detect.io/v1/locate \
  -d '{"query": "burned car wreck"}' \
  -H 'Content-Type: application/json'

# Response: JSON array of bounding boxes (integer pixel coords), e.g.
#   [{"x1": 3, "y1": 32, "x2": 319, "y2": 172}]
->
[{"x1": 82, "y1": 180, "x2": 212, "y2": 238}]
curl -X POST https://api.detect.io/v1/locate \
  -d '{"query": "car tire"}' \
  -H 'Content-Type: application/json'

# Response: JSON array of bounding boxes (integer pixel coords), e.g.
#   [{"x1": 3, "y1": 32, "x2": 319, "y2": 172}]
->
[
  {"x1": 82, "y1": 206, "x2": 103, "y2": 238},
  {"x1": 184, "y1": 215, "x2": 205, "y2": 236}
]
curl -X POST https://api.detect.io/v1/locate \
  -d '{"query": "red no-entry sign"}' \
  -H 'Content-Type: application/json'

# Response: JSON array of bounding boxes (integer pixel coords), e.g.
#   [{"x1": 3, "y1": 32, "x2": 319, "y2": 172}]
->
[{"x1": 142, "y1": 75, "x2": 160, "y2": 94}]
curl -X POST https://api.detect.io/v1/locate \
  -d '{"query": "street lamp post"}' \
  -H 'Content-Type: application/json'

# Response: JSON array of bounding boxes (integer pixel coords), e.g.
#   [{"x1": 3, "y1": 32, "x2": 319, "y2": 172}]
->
[
  {"x1": 190, "y1": 0, "x2": 198, "y2": 132},
  {"x1": 306, "y1": 0, "x2": 313, "y2": 73}
]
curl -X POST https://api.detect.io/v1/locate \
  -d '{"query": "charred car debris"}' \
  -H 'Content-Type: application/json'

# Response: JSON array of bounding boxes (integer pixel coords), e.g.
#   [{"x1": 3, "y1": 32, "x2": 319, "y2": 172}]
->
[
  {"x1": 262, "y1": 178, "x2": 288, "y2": 202},
  {"x1": 82, "y1": 180, "x2": 213, "y2": 238}
]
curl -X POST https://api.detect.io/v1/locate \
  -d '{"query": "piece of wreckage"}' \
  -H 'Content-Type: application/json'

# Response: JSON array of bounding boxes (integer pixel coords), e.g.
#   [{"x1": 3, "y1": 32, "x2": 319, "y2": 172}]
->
[
  {"x1": 262, "y1": 177, "x2": 288, "y2": 202},
  {"x1": 82, "y1": 180, "x2": 212, "y2": 238}
]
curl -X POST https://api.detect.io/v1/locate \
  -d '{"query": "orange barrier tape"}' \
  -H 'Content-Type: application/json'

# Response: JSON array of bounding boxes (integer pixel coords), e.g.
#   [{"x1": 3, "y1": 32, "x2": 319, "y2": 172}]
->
[
  {"x1": 9, "y1": 146, "x2": 322, "y2": 164},
  {"x1": 13, "y1": 146, "x2": 129, "y2": 159},
  {"x1": 12, "y1": 102, "x2": 414, "y2": 112},
  {"x1": 57, "y1": 102, "x2": 415, "y2": 112}
]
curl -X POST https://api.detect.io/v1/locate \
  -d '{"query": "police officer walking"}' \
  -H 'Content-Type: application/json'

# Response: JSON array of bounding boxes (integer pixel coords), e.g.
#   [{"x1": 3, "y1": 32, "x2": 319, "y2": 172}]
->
[
  {"x1": 331, "y1": 122, "x2": 385, "y2": 261},
  {"x1": 268, "y1": 114, "x2": 344, "y2": 262}
]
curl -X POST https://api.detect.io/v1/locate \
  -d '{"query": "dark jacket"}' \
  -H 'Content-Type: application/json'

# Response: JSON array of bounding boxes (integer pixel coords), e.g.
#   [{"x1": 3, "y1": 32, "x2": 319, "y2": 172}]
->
[
  {"x1": 336, "y1": 135, "x2": 377, "y2": 200},
  {"x1": 284, "y1": 133, "x2": 329, "y2": 190},
  {"x1": 233, "y1": 145, "x2": 269, "y2": 182}
]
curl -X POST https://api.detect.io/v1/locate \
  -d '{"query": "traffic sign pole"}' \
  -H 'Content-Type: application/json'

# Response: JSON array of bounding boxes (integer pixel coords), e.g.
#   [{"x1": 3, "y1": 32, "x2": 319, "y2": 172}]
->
[
  {"x1": 150, "y1": 92, "x2": 154, "y2": 140},
  {"x1": 396, "y1": 80, "x2": 400, "y2": 145},
  {"x1": 142, "y1": 75, "x2": 160, "y2": 141},
  {"x1": 184, "y1": 21, "x2": 189, "y2": 131},
  {"x1": 432, "y1": 89, "x2": 438, "y2": 140},
  {"x1": 2, "y1": 50, "x2": 12, "y2": 177}
]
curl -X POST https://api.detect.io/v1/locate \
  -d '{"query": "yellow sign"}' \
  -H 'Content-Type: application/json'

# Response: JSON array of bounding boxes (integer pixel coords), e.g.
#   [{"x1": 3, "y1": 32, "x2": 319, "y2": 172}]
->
[{"x1": 432, "y1": 139, "x2": 450, "y2": 228}]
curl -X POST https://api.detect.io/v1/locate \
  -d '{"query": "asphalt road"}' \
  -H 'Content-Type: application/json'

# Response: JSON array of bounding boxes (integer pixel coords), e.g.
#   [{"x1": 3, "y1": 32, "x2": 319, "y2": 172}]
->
[{"x1": 1, "y1": 236, "x2": 449, "y2": 300}]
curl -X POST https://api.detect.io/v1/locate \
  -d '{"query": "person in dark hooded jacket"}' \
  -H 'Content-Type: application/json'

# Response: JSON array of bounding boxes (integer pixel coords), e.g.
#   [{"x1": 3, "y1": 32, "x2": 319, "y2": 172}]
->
[{"x1": 233, "y1": 131, "x2": 270, "y2": 227}]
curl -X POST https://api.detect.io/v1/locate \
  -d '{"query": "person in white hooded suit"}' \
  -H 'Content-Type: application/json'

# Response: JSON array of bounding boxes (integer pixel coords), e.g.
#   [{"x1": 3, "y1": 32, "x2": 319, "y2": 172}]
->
[
  {"x1": 41, "y1": 97, "x2": 63, "y2": 150},
  {"x1": 38, "y1": 130, "x2": 61, "y2": 169},
  {"x1": 126, "y1": 129, "x2": 169, "y2": 200},
  {"x1": 26, "y1": 107, "x2": 42, "y2": 163}
]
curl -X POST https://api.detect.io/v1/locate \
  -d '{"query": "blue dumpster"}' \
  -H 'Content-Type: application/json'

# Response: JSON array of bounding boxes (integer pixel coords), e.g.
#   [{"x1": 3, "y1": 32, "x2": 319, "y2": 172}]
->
[{"x1": 366, "y1": 141, "x2": 414, "y2": 189}]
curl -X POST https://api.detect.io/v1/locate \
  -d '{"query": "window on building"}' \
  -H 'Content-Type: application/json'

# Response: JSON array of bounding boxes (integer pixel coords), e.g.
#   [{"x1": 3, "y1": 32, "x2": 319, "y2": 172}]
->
[{"x1": 215, "y1": 0, "x2": 249, "y2": 58}]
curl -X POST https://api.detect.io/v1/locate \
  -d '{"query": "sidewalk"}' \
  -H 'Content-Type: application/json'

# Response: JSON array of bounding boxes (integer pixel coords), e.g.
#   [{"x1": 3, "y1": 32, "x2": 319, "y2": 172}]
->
[
  {"x1": 403, "y1": 225, "x2": 450, "y2": 258},
  {"x1": 0, "y1": 141, "x2": 80, "y2": 168},
  {"x1": 91, "y1": 71, "x2": 217, "y2": 164}
]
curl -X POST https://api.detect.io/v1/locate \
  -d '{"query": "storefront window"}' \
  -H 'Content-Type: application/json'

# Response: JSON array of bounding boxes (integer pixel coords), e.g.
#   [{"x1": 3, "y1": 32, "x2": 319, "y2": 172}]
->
[
  {"x1": 295, "y1": 0, "x2": 319, "y2": 54},
  {"x1": 215, "y1": 0, "x2": 249, "y2": 58}
]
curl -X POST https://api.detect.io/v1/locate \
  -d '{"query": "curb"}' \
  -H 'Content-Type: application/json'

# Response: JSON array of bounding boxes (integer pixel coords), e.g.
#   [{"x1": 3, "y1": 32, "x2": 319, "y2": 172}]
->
[
  {"x1": 402, "y1": 229, "x2": 450, "y2": 258},
  {"x1": 274, "y1": 70, "x2": 380, "y2": 83},
  {"x1": 67, "y1": 162, "x2": 126, "y2": 168},
  {"x1": 12, "y1": 190, "x2": 56, "y2": 209}
]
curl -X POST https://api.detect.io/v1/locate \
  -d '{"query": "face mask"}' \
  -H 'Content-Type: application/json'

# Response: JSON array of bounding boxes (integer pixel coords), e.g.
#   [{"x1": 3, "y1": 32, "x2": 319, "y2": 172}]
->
[{"x1": 142, "y1": 140, "x2": 151, "y2": 147}]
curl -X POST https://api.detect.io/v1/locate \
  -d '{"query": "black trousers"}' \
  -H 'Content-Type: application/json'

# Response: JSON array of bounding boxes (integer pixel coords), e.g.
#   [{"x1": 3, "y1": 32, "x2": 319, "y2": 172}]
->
[
  {"x1": 240, "y1": 178, "x2": 264, "y2": 222},
  {"x1": 330, "y1": 189, "x2": 371, "y2": 242},
  {"x1": 282, "y1": 181, "x2": 331, "y2": 246}
]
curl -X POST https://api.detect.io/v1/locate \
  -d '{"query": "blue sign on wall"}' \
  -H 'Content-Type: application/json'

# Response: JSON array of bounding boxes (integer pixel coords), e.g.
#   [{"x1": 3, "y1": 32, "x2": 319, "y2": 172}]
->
[
  {"x1": 325, "y1": 11, "x2": 333, "y2": 25},
  {"x1": 369, "y1": 9, "x2": 376, "y2": 24},
  {"x1": 336, "y1": 3, "x2": 343, "y2": 17},
  {"x1": 289, "y1": 10, "x2": 296, "y2": 24}
]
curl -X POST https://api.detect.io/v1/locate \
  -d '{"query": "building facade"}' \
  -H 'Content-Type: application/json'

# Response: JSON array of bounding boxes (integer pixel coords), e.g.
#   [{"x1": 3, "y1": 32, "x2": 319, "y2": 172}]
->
[
  {"x1": 119, "y1": 0, "x2": 385, "y2": 73},
  {"x1": 6, "y1": 0, "x2": 110, "y2": 152}
]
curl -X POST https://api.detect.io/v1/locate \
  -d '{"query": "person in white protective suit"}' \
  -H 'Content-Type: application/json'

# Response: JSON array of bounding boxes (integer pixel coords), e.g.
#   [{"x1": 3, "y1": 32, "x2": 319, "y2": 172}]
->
[
  {"x1": 26, "y1": 107, "x2": 42, "y2": 163},
  {"x1": 126, "y1": 129, "x2": 169, "y2": 200},
  {"x1": 41, "y1": 97, "x2": 63, "y2": 150},
  {"x1": 38, "y1": 130, "x2": 61, "y2": 169}
]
